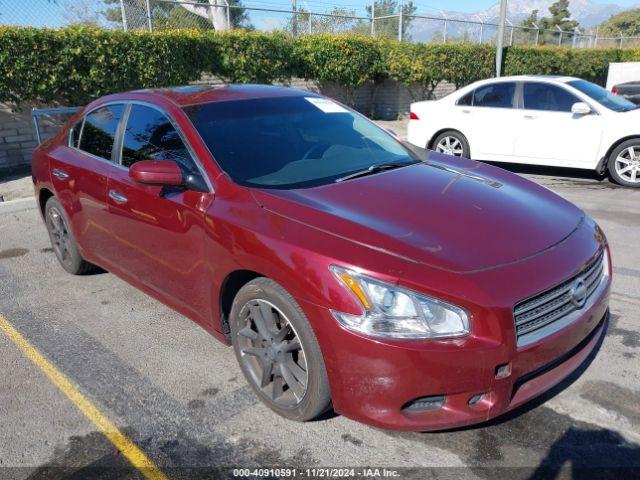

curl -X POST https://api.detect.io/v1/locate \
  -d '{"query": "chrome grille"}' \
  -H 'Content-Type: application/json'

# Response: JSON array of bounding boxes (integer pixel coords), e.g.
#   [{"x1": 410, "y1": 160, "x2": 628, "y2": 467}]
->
[{"x1": 514, "y1": 251, "x2": 605, "y2": 344}]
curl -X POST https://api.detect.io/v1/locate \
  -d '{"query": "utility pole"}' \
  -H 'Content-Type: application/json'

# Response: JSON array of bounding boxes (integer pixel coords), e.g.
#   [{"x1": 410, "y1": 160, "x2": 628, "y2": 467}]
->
[
  {"x1": 145, "y1": 0, "x2": 153, "y2": 32},
  {"x1": 398, "y1": 0, "x2": 403, "y2": 41},
  {"x1": 371, "y1": 0, "x2": 375, "y2": 36},
  {"x1": 292, "y1": 0, "x2": 298, "y2": 37},
  {"x1": 495, "y1": 0, "x2": 507, "y2": 77},
  {"x1": 119, "y1": 0, "x2": 128, "y2": 32}
]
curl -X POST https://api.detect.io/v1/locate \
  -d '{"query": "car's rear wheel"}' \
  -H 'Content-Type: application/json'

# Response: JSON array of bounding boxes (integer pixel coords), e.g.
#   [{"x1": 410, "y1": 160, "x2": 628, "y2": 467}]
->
[
  {"x1": 230, "y1": 278, "x2": 331, "y2": 421},
  {"x1": 44, "y1": 197, "x2": 95, "y2": 275},
  {"x1": 433, "y1": 130, "x2": 470, "y2": 158},
  {"x1": 608, "y1": 139, "x2": 640, "y2": 187}
]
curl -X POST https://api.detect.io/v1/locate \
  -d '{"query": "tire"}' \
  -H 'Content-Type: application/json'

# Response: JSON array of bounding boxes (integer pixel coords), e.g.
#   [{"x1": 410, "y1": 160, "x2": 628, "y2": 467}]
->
[
  {"x1": 230, "y1": 277, "x2": 331, "y2": 422},
  {"x1": 44, "y1": 197, "x2": 95, "y2": 275},
  {"x1": 607, "y1": 139, "x2": 640, "y2": 187},
  {"x1": 432, "y1": 130, "x2": 470, "y2": 158}
]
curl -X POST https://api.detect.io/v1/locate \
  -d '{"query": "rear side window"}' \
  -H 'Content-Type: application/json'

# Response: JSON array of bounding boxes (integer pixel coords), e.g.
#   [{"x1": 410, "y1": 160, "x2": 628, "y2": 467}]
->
[
  {"x1": 79, "y1": 105, "x2": 124, "y2": 160},
  {"x1": 120, "y1": 105, "x2": 196, "y2": 173},
  {"x1": 472, "y1": 82, "x2": 516, "y2": 108},
  {"x1": 523, "y1": 83, "x2": 578, "y2": 112},
  {"x1": 457, "y1": 91, "x2": 473, "y2": 106},
  {"x1": 69, "y1": 120, "x2": 82, "y2": 148}
]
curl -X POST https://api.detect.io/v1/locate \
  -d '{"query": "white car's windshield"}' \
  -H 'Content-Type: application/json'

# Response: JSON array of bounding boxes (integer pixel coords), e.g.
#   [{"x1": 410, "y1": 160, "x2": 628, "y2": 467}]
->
[{"x1": 568, "y1": 79, "x2": 638, "y2": 112}]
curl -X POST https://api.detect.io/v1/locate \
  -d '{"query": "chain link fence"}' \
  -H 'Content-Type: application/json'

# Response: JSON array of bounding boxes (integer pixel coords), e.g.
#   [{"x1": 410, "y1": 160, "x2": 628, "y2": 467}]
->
[{"x1": 2, "y1": 0, "x2": 640, "y2": 49}]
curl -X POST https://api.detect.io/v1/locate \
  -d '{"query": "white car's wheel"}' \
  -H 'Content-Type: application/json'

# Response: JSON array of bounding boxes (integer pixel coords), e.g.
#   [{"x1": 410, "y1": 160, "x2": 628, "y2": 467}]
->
[
  {"x1": 608, "y1": 140, "x2": 640, "y2": 188},
  {"x1": 432, "y1": 131, "x2": 470, "y2": 158}
]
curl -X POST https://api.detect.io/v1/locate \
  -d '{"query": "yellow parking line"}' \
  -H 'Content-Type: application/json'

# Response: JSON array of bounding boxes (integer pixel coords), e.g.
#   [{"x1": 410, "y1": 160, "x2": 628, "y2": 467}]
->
[{"x1": 0, "y1": 313, "x2": 168, "y2": 480}]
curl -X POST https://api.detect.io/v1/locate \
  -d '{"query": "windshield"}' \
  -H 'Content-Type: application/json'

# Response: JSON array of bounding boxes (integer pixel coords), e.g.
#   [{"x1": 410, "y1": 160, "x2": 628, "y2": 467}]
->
[
  {"x1": 184, "y1": 96, "x2": 417, "y2": 189},
  {"x1": 567, "y1": 79, "x2": 637, "y2": 112}
]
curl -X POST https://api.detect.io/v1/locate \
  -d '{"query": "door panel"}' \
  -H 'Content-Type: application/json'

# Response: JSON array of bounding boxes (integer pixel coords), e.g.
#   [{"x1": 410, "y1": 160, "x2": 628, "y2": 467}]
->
[
  {"x1": 48, "y1": 105, "x2": 124, "y2": 261},
  {"x1": 514, "y1": 112, "x2": 603, "y2": 167},
  {"x1": 103, "y1": 104, "x2": 213, "y2": 324},
  {"x1": 49, "y1": 147, "x2": 112, "y2": 260},
  {"x1": 514, "y1": 82, "x2": 604, "y2": 168},
  {"x1": 105, "y1": 172, "x2": 213, "y2": 322},
  {"x1": 463, "y1": 82, "x2": 519, "y2": 160}
]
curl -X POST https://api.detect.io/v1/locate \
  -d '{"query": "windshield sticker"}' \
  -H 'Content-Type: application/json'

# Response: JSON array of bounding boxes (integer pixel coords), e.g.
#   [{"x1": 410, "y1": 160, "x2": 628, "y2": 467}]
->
[{"x1": 305, "y1": 97, "x2": 349, "y2": 113}]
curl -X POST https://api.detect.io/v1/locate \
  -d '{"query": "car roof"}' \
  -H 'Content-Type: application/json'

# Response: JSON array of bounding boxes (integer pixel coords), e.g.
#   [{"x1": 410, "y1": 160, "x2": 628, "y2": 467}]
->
[
  {"x1": 472, "y1": 75, "x2": 580, "y2": 85},
  {"x1": 127, "y1": 84, "x2": 314, "y2": 107}
]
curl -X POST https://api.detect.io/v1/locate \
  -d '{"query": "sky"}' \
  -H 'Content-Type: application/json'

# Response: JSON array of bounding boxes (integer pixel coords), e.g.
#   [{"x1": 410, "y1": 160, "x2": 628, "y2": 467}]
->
[
  {"x1": 1, "y1": 0, "x2": 639, "y2": 29},
  {"x1": 456, "y1": 0, "x2": 639, "y2": 10}
]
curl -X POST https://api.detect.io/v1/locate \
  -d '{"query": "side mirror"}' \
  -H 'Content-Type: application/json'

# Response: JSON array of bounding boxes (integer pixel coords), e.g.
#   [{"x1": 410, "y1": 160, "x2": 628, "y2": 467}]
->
[
  {"x1": 571, "y1": 102, "x2": 592, "y2": 116},
  {"x1": 129, "y1": 160, "x2": 183, "y2": 186}
]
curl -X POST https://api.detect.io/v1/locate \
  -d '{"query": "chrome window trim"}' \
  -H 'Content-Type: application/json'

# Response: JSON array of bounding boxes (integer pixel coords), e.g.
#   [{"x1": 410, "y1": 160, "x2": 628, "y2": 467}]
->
[
  {"x1": 68, "y1": 118, "x2": 85, "y2": 149},
  {"x1": 70, "y1": 100, "x2": 214, "y2": 193},
  {"x1": 72, "y1": 103, "x2": 127, "y2": 170},
  {"x1": 117, "y1": 100, "x2": 214, "y2": 193}
]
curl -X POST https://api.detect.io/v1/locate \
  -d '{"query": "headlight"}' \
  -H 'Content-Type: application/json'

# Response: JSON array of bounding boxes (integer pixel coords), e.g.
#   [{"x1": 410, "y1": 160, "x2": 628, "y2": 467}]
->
[{"x1": 330, "y1": 266, "x2": 470, "y2": 339}]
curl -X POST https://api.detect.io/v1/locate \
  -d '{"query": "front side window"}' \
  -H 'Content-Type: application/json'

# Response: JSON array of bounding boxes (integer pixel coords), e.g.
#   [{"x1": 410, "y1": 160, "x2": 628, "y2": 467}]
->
[
  {"x1": 568, "y1": 79, "x2": 637, "y2": 112},
  {"x1": 472, "y1": 82, "x2": 516, "y2": 108},
  {"x1": 79, "y1": 105, "x2": 124, "y2": 160},
  {"x1": 523, "y1": 83, "x2": 579, "y2": 112},
  {"x1": 185, "y1": 96, "x2": 417, "y2": 189},
  {"x1": 120, "y1": 105, "x2": 196, "y2": 173}
]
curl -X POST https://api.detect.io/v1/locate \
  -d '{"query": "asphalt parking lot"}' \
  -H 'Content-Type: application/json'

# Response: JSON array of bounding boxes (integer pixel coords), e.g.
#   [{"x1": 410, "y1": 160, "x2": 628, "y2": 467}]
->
[{"x1": 1, "y1": 148, "x2": 639, "y2": 479}]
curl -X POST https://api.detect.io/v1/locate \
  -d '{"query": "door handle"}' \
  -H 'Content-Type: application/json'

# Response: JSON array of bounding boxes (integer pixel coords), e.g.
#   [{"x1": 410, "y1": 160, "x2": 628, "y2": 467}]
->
[
  {"x1": 462, "y1": 109, "x2": 472, "y2": 114},
  {"x1": 524, "y1": 114, "x2": 537, "y2": 120},
  {"x1": 52, "y1": 168, "x2": 69, "y2": 180},
  {"x1": 108, "y1": 190, "x2": 128, "y2": 204}
]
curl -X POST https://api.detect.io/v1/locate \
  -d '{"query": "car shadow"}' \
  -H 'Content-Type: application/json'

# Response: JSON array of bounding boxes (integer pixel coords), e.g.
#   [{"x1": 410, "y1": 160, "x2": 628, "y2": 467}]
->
[
  {"x1": 482, "y1": 161, "x2": 615, "y2": 186},
  {"x1": 527, "y1": 426, "x2": 640, "y2": 479}
]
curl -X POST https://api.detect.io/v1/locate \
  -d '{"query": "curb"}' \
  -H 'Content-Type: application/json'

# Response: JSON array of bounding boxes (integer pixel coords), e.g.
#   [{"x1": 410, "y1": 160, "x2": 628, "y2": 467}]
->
[{"x1": 0, "y1": 197, "x2": 37, "y2": 214}]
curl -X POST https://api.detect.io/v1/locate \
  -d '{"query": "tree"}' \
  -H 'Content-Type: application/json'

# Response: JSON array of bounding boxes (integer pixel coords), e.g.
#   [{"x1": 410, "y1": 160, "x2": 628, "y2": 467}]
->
[
  {"x1": 63, "y1": 0, "x2": 102, "y2": 25},
  {"x1": 599, "y1": 9, "x2": 640, "y2": 37},
  {"x1": 103, "y1": 0, "x2": 251, "y2": 31},
  {"x1": 367, "y1": 0, "x2": 417, "y2": 40},
  {"x1": 521, "y1": 0, "x2": 579, "y2": 45},
  {"x1": 520, "y1": 9, "x2": 539, "y2": 29},
  {"x1": 541, "y1": 0, "x2": 579, "y2": 31},
  {"x1": 285, "y1": 7, "x2": 361, "y2": 35}
]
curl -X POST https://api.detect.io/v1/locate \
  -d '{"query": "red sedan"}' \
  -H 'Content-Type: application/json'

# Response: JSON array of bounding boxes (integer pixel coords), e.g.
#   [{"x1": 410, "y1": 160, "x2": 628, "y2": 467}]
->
[{"x1": 32, "y1": 85, "x2": 611, "y2": 431}]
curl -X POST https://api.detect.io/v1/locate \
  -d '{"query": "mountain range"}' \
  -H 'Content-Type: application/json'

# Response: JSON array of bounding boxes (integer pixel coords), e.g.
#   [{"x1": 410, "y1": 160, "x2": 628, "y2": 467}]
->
[{"x1": 408, "y1": 0, "x2": 638, "y2": 42}]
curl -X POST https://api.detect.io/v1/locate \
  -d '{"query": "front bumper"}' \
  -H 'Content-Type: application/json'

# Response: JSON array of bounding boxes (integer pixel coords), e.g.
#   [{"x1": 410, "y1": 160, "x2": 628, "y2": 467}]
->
[{"x1": 298, "y1": 280, "x2": 609, "y2": 432}]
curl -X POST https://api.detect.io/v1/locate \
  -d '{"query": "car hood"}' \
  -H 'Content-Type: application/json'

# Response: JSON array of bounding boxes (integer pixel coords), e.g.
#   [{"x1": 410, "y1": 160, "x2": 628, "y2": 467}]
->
[{"x1": 250, "y1": 153, "x2": 584, "y2": 273}]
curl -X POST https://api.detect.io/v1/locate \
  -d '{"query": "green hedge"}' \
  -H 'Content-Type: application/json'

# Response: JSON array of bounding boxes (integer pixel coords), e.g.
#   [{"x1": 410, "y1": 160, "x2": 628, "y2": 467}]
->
[
  {"x1": 0, "y1": 25, "x2": 635, "y2": 107},
  {"x1": 502, "y1": 46, "x2": 622, "y2": 85}
]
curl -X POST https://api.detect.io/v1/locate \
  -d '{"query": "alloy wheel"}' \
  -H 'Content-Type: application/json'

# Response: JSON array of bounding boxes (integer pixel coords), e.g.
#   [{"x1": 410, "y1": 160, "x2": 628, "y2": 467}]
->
[
  {"x1": 47, "y1": 207, "x2": 72, "y2": 263},
  {"x1": 236, "y1": 299, "x2": 308, "y2": 407},
  {"x1": 615, "y1": 146, "x2": 640, "y2": 184},
  {"x1": 436, "y1": 136, "x2": 464, "y2": 156}
]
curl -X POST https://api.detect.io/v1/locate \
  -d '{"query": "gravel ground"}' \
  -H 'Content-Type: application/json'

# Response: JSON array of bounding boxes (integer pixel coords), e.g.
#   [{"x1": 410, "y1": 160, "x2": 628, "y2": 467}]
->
[
  {"x1": 0, "y1": 122, "x2": 639, "y2": 479},
  {"x1": 0, "y1": 173, "x2": 32, "y2": 202}
]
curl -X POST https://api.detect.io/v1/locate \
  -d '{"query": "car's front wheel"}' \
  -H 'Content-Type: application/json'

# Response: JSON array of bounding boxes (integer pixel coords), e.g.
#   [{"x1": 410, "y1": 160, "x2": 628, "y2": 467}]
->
[
  {"x1": 608, "y1": 139, "x2": 640, "y2": 187},
  {"x1": 230, "y1": 278, "x2": 331, "y2": 421},
  {"x1": 432, "y1": 130, "x2": 470, "y2": 158}
]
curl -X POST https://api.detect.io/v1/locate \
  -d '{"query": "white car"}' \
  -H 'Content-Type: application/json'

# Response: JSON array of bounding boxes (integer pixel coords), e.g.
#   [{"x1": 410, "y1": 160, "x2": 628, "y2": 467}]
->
[{"x1": 407, "y1": 75, "x2": 640, "y2": 187}]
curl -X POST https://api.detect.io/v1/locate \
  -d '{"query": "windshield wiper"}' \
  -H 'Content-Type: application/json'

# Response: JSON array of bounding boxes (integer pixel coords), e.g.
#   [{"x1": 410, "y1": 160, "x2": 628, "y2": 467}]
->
[{"x1": 335, "y1": 161, "x2": 415, "y2": 183}]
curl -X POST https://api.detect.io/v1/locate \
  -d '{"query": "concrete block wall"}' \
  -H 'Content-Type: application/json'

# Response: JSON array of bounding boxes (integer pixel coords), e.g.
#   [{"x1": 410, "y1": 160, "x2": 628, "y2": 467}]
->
[
  {"x1": 0, "y1": 104, "x2": 59, "y2": 176},
  {"x1": 0, "y1": 80, "x2": 457, "y2": 174}
]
